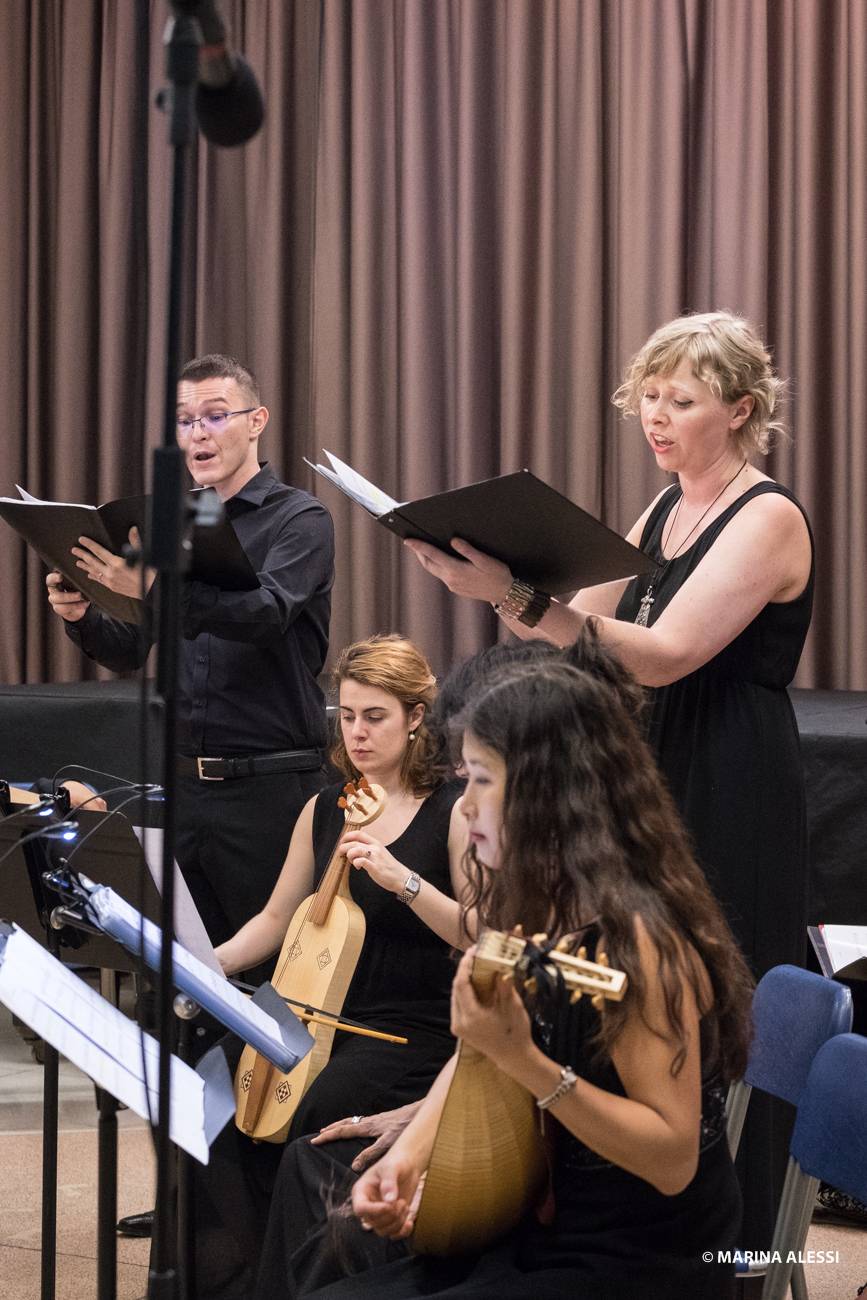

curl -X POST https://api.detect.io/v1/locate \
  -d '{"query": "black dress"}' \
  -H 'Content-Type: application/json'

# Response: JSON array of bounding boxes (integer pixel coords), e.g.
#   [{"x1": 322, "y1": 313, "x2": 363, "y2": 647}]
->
[
  {"x1": 615, "y1": 480, "x2": 814, "y2": 1250},
  {"x1": 195, "y1": 779, "x2": 462, "y2": 1299},
  {"x1": 615, "y1": 481, "x2": 813, "y2": 975},
  {"x1": 285, "y1": 928, "x2": 741, "y2": 1300}
]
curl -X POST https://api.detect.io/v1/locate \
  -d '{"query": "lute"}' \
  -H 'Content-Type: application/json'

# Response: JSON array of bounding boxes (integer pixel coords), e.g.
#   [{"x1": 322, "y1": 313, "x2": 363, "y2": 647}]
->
[
  {"x1": 411, "y1": 928, "x2": 627, "y2": 1256},
  {"x1": 234, "y1": 778, "x2": 386, "y2": 1142}
]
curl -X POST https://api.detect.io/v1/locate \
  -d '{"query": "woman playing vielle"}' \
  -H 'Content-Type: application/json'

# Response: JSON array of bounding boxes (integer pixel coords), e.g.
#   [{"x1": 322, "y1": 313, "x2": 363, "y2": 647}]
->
[
  {"x1": 195, "y1": 634, "x2": 470, "y2": 1298},
  {"x1": 307, "y1": 650, "x2": 753, "y2": 1299}
]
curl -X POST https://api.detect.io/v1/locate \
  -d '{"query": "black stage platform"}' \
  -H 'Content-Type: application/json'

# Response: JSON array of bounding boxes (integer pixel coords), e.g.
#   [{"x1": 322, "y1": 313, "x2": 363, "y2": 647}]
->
[{"x1": 0, "y1": 680, "x2": 865, "y2": 925}]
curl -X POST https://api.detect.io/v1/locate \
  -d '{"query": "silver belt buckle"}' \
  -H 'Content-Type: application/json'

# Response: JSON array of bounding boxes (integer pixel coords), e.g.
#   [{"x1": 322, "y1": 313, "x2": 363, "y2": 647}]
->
[{"x1": 196, "y1": 757, "x2": 224, "y2": 781}]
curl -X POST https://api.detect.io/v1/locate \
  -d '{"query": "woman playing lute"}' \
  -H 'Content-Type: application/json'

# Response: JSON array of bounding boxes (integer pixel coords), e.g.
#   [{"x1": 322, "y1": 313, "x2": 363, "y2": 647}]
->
[{"x1": 317, "y1": 645, "x2": 754, "y2": 1300}]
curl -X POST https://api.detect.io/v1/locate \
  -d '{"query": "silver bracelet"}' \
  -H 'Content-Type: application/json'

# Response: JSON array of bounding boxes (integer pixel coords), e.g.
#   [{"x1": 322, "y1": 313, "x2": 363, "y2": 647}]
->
[{"x1": 536, "y1": 1065, "x2": 578, "y2": 1111}]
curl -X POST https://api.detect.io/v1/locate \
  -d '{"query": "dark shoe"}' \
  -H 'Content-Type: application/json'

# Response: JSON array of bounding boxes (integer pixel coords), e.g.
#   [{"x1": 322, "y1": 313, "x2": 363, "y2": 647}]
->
[
  {"x1": 813, "y1": 1183, "x2": 867, "y2": 1228},
  {"x1": 117, "y1": 1209, "x2": 154, "y2": 1238}
]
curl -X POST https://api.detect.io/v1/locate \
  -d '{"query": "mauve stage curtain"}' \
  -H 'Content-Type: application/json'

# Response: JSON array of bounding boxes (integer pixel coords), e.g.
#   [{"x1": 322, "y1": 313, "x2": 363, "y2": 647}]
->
[{"x1": 0, "y1": 1, "x2": 864, "y2": 687}]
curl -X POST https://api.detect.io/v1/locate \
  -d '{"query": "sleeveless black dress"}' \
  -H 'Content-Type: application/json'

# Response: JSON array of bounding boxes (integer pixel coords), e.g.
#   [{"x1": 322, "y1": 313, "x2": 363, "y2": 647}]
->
[
  {"x1": 286, "y1": 927, "x2": 740, "y2": 1300},
  {"x1": 285, "y1": 778, "x2": 462, "y2": 1133},
  {"x1": 616, "y1": 480, "x2": 814, "y2": 1252},
  {"x1": 195, "y1": 779, "x2": 462, "y2": 1299},
  {"x1": 615, "y1": 482, "x2": 814, "y2": 978}
]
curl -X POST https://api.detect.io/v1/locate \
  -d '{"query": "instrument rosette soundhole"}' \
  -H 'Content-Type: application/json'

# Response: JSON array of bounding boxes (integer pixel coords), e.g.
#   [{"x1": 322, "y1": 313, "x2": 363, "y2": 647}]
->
[{"x1": 275, "y1": 1080, "x2": 292, "y2": 1104}]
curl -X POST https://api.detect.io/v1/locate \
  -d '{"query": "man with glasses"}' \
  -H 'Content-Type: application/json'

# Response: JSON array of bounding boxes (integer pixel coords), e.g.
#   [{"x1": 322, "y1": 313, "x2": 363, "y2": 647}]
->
[{"x1": 46, "y1": 352, "x2": 335, "y2": 973}]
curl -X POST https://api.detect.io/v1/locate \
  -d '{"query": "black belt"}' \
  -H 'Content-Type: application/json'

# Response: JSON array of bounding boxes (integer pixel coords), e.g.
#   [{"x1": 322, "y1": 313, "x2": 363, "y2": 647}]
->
[{"x1": 177, "y1": 748, "x2": 326, "y2": 781}]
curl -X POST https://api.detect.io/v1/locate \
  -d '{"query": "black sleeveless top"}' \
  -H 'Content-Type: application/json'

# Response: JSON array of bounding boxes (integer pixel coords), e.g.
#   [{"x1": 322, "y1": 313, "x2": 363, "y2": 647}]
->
[
  {"x1": 303, "y1": 925, "x2": 742, "y2": 1298},
  {"x1": 615, "y1": 481, "x2": 814, "y2": 975},
  {"x1": 311, "y1": 779, "x2": 463, "y2": 1037},
  {"x1": 515, "y1": 925, "x2": 739, "y2": 1295},
  {"x1": 617, "y1": 481, "x2": 813, "y2": 684}
]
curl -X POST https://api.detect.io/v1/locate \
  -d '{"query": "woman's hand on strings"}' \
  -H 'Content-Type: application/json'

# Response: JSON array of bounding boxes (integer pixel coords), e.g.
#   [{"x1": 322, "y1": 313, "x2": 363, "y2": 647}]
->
[
  {"x1": 450, "y1": 946, "x2": 534, "y2": 1073},
  {"x1": 342, "y1": 830, "x2": 409, "y2": 894},
  {"x1": 404, "y1": 536, "x2": 512, "y2": 605},
  {"x1": 311, "y1": 1100, "x2": 423, "y2": 1171}
]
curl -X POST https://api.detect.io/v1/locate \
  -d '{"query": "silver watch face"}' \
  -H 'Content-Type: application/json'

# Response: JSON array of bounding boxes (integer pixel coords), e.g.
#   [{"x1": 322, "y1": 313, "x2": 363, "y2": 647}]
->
[{"x1": 403, "y1": 873, "x2": 420, "y2": 900}]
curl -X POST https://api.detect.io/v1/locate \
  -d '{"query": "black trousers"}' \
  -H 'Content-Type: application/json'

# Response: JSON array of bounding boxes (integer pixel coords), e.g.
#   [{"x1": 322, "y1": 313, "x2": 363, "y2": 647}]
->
[{"x1": 175, "y1": 766, "x2": 328, "y2": 982}]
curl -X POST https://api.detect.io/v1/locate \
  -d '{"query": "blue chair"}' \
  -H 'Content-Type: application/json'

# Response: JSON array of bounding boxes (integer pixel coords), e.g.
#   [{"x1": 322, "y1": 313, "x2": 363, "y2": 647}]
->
[
  {"x1": 725, "y1": 965, "x2": 853, "y2": 1299},
  {"x1": 762, "y1": 1033, "x2": 867, "y2": 1300}
]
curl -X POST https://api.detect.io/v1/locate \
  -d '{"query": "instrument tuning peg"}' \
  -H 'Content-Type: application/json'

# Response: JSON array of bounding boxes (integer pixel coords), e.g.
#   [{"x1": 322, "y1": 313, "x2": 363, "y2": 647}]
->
[
  {"x1": 510, "y1": 923, "x2": 524, "y2": 937},
  {"x1": 523, "y1": 976, "x2": 538, "y2": 995},
  {"x1": 591, "y1": 993, "x2": 605, "y2": 1010},
  {"x1": 569, "y1": 989, "x2": 583, "y2": 1003},
  {"x1": 577, "y1": 946, "x2": 587, "y2": 960},
  {"x1": 337, "y1": 797, "x2": 348, "y2": 809},
  {"x1": 360, "y1": 777, "x2": 372, "y2": 793},
  {"x1": 597, "y1": 951, "x2": 610, "y2": 967},
  {"x1": 343, "y1": 782, "x2": 355, "y2": 795},
  {"x1": 531, "y1": 932, "x2": 548, "y2": 945},
  {"x1": 555, "y1": 938, "x2": 571, "y2": 952}
]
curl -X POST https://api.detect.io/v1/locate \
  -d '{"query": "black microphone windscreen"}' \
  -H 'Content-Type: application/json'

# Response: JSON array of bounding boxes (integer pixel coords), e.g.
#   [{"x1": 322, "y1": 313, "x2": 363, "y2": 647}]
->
[{"x1": 195, "y1": 55, "x2": 265, "y2": 147}]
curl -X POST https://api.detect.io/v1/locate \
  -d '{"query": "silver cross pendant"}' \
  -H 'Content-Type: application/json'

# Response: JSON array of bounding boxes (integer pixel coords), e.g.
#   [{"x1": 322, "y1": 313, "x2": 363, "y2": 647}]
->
[{"x1": 635, "y1": 585, "x2": 654, "y2": 627}]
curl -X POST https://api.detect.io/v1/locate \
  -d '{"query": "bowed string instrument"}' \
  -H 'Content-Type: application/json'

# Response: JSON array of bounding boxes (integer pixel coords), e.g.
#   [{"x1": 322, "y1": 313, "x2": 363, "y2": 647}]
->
[{"x1": 235, "y1": 778, "x2": 402, "y2": 1142}]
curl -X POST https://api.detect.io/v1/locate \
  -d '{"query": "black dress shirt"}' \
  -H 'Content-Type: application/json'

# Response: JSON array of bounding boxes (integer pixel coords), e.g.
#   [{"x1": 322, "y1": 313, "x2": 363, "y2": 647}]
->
[{"x1": 65, "y1": 463, "x2": 335, "y2": 756}]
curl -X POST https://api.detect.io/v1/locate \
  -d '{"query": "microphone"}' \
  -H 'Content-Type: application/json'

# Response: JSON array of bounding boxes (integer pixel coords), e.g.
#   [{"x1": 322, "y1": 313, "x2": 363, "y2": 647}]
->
[{"x1": 171, "y1": 0, "x2": 264, "y2": 147}]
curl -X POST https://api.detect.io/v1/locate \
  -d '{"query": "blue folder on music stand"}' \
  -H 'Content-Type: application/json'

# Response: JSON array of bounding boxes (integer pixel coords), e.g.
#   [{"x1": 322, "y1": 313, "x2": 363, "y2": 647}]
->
[{"x1": 85, "y1": 883, "x2": 313, "y2": 1073}]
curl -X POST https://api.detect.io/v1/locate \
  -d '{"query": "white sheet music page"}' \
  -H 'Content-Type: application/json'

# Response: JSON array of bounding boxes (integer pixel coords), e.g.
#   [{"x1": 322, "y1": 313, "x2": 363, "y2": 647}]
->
[
  {"x1": 0, "y1": 925, "x2": 230, "y2": 1162},
  {"x1": 303, "y1": 451, "x2": 401, "y2": 516},
  {"x1": 820, "y1": 924, "x2": 867, "y2": 976},
  {"x1": 133, "y1": 825, "x2": 223, "y2": 975},
  {"x1": 10, "y1": 484, "x2": 94, "y2": 508}
]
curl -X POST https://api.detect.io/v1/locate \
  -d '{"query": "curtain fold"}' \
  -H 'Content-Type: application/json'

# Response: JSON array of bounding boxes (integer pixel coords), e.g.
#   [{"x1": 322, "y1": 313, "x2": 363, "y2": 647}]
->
[{"x1": 1, "y1": 0, "x2": 864, "y2": 686}]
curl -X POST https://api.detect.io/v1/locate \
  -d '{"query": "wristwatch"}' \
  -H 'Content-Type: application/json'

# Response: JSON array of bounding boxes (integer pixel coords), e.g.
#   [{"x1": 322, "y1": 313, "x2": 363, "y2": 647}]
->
[{"x1": 396, "y1": 872, "x2": 421, "y2": 905}]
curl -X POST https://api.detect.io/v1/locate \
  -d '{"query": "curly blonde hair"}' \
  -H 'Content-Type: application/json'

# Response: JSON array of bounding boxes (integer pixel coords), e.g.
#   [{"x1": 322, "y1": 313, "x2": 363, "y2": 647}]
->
[
  {"x1": 611, "y1": 311, "x2": 787, "y2": 456},
  {"x1": 330, "y1": 634, "x2": 446, "y2": 796}
]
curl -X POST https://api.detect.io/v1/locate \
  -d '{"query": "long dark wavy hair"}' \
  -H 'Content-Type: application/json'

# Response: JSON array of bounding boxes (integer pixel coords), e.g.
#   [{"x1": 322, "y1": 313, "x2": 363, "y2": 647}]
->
[{"x1": 458, "y1": 642, "x2": 753, "y2": 1081}]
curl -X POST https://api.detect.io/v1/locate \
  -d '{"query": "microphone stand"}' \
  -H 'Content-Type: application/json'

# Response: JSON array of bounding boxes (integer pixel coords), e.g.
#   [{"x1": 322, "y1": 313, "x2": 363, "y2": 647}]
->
[{"x1": 148, "y1": 13, "x2": 201, "y2": 1299}]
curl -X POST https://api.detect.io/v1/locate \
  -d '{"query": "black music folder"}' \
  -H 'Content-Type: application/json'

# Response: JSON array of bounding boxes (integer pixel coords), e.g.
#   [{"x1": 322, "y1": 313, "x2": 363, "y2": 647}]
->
[
  {"x1": 306, "y1": 451, "x2": 655, "y2": 594},
  {"x1": 0, "y1": 486, "x2": 258, "y2": 623}
]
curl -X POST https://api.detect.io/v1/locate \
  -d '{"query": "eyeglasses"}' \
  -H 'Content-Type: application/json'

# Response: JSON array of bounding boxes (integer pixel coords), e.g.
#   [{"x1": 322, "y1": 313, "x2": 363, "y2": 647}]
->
[{"x1": 176, "y1": 408, "x2": 255, "y2": 435}]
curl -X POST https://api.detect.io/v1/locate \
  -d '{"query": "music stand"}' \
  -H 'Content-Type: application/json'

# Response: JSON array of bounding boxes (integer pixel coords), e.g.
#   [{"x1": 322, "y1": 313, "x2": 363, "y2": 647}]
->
[{"x1": 0, "y1": 800, "x2": 175, "y2": 1300}]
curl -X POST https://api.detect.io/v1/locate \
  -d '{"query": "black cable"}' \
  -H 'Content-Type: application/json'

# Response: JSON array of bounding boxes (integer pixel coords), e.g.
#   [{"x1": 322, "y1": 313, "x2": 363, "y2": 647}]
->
[
  {"x1": 50, "y1": 763, "x2": 140, "y2": 795},
  {"x1": 0, "y1": 822, "x2": 79, "y2": 872},
  {"x1": 63, "y1": 791, "x2": 157, "y2": 870}
]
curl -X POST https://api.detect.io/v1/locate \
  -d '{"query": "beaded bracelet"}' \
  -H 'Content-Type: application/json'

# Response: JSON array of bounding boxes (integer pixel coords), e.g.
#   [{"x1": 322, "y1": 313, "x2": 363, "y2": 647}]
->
[
  {"x1": 536, "y1": 1065, "x2": 578, "y2": 1111},
  {"x1": 493, "y1": 579, "x2": 552, "y2": 628}
]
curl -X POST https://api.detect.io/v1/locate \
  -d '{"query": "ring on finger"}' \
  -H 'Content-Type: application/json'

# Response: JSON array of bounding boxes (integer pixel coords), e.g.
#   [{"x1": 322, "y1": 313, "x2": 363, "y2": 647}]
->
[{"x1": 351, "y1": 1114, "x2": 363, "y2": 1124}]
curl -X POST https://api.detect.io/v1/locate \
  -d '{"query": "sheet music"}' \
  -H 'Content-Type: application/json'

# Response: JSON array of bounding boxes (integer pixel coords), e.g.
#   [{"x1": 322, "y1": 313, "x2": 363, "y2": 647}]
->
[
  {"x1": 133, "y1": 826, "x2": 223, "y2": 976},
  {"x1": 88, "y1": 886, "x2": 310, "y2": 1072},
  {"x1": 0, "y1": 924, "x2": 232, "y2": 1163},
  {"x1": 304, "y1": 451, "x2": 401, "y2": 516},
  {"x1": 9, "y1": 484, "x2": 97, "y2": 509},
  {"x1": 820, "y1": 924, "x2": 867, "y2": 975}
]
